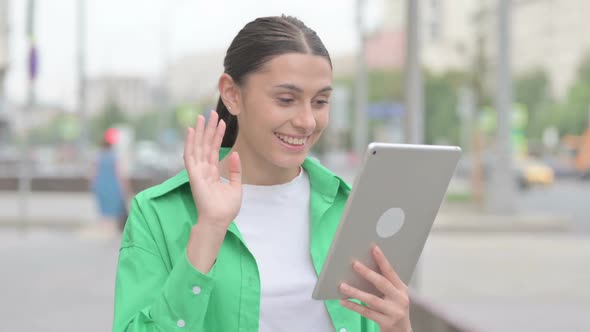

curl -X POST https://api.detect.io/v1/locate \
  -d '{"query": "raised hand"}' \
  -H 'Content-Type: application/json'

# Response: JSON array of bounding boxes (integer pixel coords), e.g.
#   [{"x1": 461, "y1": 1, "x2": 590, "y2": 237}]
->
[{"x1": 183, "y1": 111, "x2": 242, "y2": 230}]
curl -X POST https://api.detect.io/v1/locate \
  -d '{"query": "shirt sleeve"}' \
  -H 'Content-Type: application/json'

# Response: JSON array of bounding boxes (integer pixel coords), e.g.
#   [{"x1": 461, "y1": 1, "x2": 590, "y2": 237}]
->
[
  {"x1": 112, "y1": 197, "x2": 216, "y2": 331},
  {"x1": 361, "y1": 316, "x2": 412, "y2": 332},
  {"x1": 361, "y1": 312, "x2": 381, "y2": 332}
]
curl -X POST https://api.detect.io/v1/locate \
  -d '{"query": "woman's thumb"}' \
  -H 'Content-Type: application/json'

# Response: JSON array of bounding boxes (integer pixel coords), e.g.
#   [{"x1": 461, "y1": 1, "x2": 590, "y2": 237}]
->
[{"x1": 228, "y1": 151, "x2": 242, "y2": 187}]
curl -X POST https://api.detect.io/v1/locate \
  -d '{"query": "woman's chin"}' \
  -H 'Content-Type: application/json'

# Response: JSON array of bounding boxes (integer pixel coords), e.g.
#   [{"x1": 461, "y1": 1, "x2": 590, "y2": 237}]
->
[{"x1": 272, "y1": 152, "x2": 308, "y2": 170}]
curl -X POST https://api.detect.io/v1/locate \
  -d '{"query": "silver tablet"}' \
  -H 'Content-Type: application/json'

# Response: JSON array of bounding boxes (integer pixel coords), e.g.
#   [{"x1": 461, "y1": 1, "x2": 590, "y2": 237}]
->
[{"x1": 312, "y1": 143, "x2": 461, "y2": 300}]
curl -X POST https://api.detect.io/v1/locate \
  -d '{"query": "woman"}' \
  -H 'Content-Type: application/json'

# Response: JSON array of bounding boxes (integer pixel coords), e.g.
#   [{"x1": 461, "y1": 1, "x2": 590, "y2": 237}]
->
[
  {"x1": 113, "y1": 15, "x2": 411, "y2": 332},
  {"x1": 89, "y1": 134, "x2": 129, "y2": 236}
]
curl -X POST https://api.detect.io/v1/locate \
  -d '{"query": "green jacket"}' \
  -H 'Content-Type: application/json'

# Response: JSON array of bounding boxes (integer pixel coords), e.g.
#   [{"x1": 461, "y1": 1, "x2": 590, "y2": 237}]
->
[{"x1": 113, "y1": 149, "x2": 379, "y2": 331}]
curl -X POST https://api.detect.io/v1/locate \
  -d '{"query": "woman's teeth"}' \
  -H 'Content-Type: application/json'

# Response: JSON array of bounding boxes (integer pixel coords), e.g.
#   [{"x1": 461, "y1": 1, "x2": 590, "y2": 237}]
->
[{"x1": 276, "y1": 133, "x2": 306, "y2": 146}]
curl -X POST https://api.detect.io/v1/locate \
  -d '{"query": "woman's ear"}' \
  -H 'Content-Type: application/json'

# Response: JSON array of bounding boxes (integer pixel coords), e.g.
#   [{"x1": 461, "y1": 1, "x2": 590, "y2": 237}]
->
[{"x1": 218, "y1": 74, "x2": 241, "y2": 115}]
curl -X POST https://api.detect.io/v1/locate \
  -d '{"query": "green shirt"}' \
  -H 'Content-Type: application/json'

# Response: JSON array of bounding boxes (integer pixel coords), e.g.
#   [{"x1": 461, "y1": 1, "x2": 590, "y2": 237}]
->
[{"x1": 113, "y1": 149, "x2": 379, "y2": 331}]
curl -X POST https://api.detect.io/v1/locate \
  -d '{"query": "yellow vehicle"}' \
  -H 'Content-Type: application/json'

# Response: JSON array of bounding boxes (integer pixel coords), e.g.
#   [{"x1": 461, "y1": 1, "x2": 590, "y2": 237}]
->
[
  {"x1": 455, "y1": 154, "x2": 554, "y2": 191},
  {"x1": 514, "y1": 157, "x2": 555, "y2": 189}
]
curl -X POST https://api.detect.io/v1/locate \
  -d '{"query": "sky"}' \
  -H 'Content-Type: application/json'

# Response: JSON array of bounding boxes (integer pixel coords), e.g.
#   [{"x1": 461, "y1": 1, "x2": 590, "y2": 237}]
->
[{"x1": 5, "y1": 0, "x2": 385, "y2": 110}]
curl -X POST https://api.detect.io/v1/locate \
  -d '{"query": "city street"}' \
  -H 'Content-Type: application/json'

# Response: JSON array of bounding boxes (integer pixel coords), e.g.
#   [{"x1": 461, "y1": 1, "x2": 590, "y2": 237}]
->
[
  {"x1": 519, "y1": 179, "x2": 590, "y2": 232},
  {"x1": 418, "y1": 233, "x2": 590, "y2": 332},
  {"x1": 1, "y1": 228, "x2": 589, "y2": 331},
  {"x1": 0, "y1": 230, "x2": 118, "y2": 331},
  {"x1": 0, "y1": 177, "x2": 588, "y2": 331},
  {"x1": 1, "y1": 0, "x2": 590, "y2": 331}
]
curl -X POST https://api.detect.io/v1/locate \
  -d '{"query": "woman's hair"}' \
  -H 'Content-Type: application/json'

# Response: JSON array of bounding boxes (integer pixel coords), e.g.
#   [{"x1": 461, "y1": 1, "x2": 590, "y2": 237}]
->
[
  {"x1": 217, "y1": 15, "x2": 332, "y2": 147},
  {"x1": 101, "y1": 138, "x2": 112, "y2": 149}
]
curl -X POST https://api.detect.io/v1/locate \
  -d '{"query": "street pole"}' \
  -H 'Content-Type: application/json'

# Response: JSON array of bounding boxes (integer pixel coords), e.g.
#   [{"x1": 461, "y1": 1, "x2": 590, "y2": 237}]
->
[
  {"x1": 19, "y1": 0, "x2": 37, "y2": 233},
  {"x1": 156, "y1": 2, "x2": 170, "y2": 145},
  {"x1": 77, "y1": 0, "x2": 87, "y2": 158},
  {"x1": 354, "y1": 0, "x2": 368, "y2": 159},
  {"x1": 405, "y1": 0, "x2": 424, "y2": 291},
  {"x1": 405, "y1": 0, "x2": 424, "y2": 145},
  {"x1": 487, "y1": 0, "x2": 516, "y2": 214},
  {"x1": 458, "y1": 87, "x2": 475, "y2": 153}
]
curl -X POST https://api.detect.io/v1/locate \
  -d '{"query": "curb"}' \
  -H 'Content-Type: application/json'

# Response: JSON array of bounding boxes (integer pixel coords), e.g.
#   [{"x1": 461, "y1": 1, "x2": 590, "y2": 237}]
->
[
  {"x1": 0, "y1": 214, "x2": 572, "y2": 233},
  {"x1": 432, "y1": 214, "x2": 571, "y2": 233}
]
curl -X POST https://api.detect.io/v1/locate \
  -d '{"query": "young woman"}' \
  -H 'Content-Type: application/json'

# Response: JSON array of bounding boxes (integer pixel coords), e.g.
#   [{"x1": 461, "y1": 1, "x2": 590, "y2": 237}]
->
[
  {"x1": 113, "y1": 15, "x2": 411, "y2": 332},
  {"x1": 88, "y1": 134, "x2": 129, "y2": 237}
]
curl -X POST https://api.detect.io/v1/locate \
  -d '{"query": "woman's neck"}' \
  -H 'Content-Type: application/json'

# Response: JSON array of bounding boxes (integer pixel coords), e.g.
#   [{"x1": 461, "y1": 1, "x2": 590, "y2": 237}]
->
[{"x1": 219, "y1": 141, "x2": 301, "y2": 186}]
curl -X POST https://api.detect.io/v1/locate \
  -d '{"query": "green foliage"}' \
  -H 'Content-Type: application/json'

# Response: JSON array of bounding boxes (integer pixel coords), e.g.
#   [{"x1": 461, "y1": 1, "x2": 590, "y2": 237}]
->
[
  {"x1": 90, "y1": 101, "x2": 128, "y2": 144},
  {"x1": 367, "y1": 70, "x2": 404, "y2": 102},
  {"x1": 514, "y1": 69, "x2": 553, "y2": 139},
  {"x1": 28, "y1": 113, "x2": 80, "y2": 145},
  {"x1": 424, "y1": 71, "x2": 463, "y2": 145},
  {"x1": 334, "y1": 69, "x2": 466, "y2": 146},
  {"x1": 131, "y1": 110, "x2": 177, "y2": 141},
  {"x1": 558, "y1": 55, "x2": 590, "y2": 136}
]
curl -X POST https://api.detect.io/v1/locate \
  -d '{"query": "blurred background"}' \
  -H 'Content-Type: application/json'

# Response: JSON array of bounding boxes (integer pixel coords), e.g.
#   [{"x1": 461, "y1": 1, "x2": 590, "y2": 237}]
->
[{"x1": 1, "y1": 0, "x2": 589, "y2": 331}]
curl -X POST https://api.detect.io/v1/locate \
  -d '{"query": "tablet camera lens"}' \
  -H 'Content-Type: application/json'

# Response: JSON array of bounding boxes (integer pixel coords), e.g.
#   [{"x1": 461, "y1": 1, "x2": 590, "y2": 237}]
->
[{"x1": 372, "y1": 150, "x2": 376, "y2": 155}]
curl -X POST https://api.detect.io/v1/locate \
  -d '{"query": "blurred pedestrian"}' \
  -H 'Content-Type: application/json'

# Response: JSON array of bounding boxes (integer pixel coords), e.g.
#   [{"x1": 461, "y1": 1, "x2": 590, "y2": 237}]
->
[{"x1": 86, "y1": 129, "x2": 131, "y2": 238}]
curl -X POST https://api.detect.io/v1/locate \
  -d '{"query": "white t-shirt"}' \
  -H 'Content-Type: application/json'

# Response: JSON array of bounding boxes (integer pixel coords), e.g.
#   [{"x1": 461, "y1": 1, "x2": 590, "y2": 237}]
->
[{"x1": 233, "y1": 169, "x2": 334, "y2": 332}]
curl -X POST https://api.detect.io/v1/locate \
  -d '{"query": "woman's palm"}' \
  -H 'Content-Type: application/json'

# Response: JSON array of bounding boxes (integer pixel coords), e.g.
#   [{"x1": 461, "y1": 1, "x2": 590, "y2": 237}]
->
[{"x1": 184, "y1": 112, "x2": 242, "y2": 227}]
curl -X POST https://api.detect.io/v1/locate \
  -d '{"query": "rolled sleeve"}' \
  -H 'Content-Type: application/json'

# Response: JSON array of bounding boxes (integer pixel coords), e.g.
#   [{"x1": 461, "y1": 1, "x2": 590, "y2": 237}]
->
[
  {"x1": 113, "y1": 196, "x2": 217, "y2": 331},
  {"x1": 150, "y1": 250, "x2": 217, "y2": 329}
]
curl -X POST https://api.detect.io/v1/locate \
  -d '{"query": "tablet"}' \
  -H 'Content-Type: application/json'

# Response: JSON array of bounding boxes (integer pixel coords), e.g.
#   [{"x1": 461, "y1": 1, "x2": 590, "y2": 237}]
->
[{"x1": 312, "y1": 143, "x2": 461, "y2": 300}]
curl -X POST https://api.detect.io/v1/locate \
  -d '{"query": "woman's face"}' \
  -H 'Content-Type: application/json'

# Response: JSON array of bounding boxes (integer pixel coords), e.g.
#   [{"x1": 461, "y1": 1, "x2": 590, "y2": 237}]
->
[{"x1": 234, "y1": 53, "x2": 332, "y2": 170}]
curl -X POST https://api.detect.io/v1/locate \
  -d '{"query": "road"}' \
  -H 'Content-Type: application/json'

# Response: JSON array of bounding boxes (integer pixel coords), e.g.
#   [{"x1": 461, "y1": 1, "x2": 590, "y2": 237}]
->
[
  {"x1": 0, "y1": 178, "x2": 588, "y2": 331},
  {"x1": 519, "y1": 179, "x2": 590, "y2": 232},
  {"x1": 418, "y1": 232, "x2": 590, "y2": 332},
  {"x1": 1, "y1": 229, "x2": 589, "y2": 332}
]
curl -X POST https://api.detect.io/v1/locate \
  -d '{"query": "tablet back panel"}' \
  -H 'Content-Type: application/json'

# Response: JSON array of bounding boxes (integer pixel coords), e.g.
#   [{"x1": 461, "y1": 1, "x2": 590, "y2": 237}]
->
[{"x1": 312, "y1": 143, "x2": 461, "y2": 300}]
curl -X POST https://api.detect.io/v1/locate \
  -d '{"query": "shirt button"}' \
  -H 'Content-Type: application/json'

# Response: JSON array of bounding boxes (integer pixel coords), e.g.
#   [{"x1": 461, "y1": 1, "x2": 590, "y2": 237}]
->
[
  {"x1": 192, "y1": 286, "x2": 201, "y2": 295},
  {"x1": 177, "y1": 319, "x2": 186, "y2": 328}
]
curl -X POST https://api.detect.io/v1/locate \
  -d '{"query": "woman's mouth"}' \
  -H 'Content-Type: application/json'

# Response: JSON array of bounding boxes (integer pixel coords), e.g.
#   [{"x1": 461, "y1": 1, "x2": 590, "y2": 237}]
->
[{"x1": 274, "y1": 133, "x2": 307, "y2": 146}]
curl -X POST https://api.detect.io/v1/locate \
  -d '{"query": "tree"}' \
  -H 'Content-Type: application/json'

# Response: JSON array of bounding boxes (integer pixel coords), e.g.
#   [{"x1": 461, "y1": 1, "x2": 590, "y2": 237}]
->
[
  {"x1": 90, "y1": 100, "x2": 128, "y2": 144},
  {"x1": 333, "y1": 69, "x2": 467, "y2": 146},
  {"x1": 132, "y1": 111, "x2": 162, "y2": 141},
  {"x1": 424, "y1": 71, "x2": 466, "y2": 145},
  {"x1": 559, "y1": 54, "x2": 590, "y2": 136},
  {"x1": 514, "y1": 69, "x2": 553, "y2": 139},
  {"x1": 131, "y1": 109, "x2": 179, "y2": 142}
]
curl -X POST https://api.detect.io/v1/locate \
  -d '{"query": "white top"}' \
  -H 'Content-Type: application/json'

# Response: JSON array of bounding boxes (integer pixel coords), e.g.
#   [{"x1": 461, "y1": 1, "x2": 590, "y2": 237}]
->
[{"x1": 233, "y1": 169, "x2": 334, "y2": 332}]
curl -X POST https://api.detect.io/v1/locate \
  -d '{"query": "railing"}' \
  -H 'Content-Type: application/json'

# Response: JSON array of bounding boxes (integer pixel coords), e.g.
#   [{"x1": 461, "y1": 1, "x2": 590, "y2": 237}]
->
[{"x1": 0, "y1": 175, "x2": 167, "y2": 193}]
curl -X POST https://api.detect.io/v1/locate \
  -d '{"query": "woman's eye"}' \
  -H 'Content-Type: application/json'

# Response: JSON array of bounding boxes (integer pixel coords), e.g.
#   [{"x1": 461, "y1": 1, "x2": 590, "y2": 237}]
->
[
  {"x1": 315, "y1": 100, "x2": 329, "y2": 106},
  {"x1": 278, "y1": 98, "x2": 294, "y2": 104}
]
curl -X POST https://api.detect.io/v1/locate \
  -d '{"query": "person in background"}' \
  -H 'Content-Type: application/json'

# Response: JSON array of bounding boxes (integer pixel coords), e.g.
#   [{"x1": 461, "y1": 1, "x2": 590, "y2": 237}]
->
[{"x1": 86, "y1": 129, "x2": 131, "y2": 237}]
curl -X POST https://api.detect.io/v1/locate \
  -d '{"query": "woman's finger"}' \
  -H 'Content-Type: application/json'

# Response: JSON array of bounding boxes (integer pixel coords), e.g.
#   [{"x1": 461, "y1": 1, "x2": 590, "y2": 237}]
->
[
  {"x1": 210, "y1": 119, "x2": 226, "y2": 167},
  {"x1": 339, "y1": 283, "x2": 394, "y2": 316},
  {"x1": 193, "y1": 115, "x2": 205, "y2": 162},
  {"x1": 184, "y1": 127, "x2": 194, "y2": 166},
  {"x1": 228, "y1": 151, "x2": 242, "y2": 188},
  {"x1": 372, "y1": 245, "x2": 407, "y2": 291},
  {"x1": 353, "y1": 260, "x2": 402, "y2": 300},
  {"x1": 202, "y1": 111, "x2": 218, "y2": 162},
  {"x1": 339, "y1": 298, "x2": 389, "y2": 327}
]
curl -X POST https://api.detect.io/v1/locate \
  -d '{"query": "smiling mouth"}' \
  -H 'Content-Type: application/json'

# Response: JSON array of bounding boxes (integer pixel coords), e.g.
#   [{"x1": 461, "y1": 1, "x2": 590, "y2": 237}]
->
[{"x1": 274, "y1": 133, "x2": 307, "y2": 146}]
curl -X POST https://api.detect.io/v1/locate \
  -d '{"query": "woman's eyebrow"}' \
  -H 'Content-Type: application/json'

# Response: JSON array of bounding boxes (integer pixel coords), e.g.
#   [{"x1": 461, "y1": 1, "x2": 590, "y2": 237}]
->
[{"x1": 273, "y1": 83, "x2": 333, "y2": 94}]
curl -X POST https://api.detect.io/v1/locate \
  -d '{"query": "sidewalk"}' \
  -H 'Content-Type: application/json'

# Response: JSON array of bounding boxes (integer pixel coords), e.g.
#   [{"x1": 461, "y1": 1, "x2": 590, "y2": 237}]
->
[
  {"x1": 435, "y1": 201, "x2": 571, "y2": 233},
  {"x1": 2, "y1": 229, "x2": 588, "y2": 332},
  {"x1": 0, "y1": 191, "x2": 99, "y2": 229},
  {"x1": 0, "y1": 191, "x2": 571, "y2": 233}
]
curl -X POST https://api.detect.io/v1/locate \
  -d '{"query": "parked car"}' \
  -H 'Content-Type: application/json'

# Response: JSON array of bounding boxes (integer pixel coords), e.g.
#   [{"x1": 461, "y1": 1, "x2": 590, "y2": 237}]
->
[
  {"x1": 455, "y1": 154, "x2": 554, "y2": 190},
  {"x1": 514, "y1": 157, "x2": 554, "y2": 189}
]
